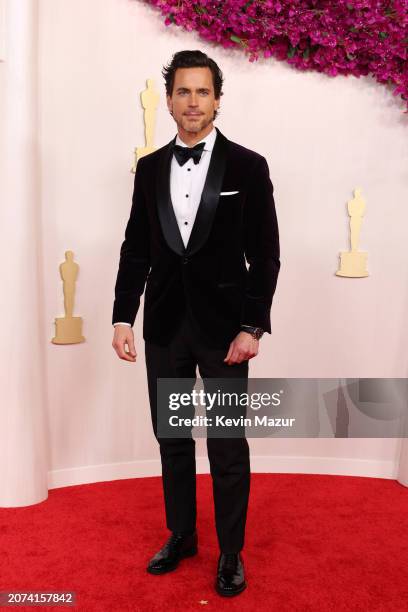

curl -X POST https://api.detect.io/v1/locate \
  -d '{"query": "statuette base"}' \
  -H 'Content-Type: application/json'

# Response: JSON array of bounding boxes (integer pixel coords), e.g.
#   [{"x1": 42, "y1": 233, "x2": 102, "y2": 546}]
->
[
  {"x1": 336, "y1": 251, "x2": 369, "y2": 278},
  {"x1": 52, "y1": 317, "x2": 85, "y2": 344}
]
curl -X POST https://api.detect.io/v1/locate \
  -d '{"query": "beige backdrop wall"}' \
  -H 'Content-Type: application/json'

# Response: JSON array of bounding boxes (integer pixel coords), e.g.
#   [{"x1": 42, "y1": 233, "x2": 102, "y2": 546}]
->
[{"x1": 2, "y1": 0, "x2": 408, "y2": 505}]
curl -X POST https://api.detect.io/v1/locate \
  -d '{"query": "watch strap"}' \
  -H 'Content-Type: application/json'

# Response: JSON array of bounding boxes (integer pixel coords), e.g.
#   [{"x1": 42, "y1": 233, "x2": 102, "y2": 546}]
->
[{"x1": 240, "y1": 325, "x2": 264, "y2": 340}]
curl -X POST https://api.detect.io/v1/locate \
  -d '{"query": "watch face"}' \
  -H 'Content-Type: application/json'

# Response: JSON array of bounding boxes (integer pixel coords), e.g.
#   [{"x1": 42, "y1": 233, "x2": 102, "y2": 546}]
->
[{"x1": 241, "y1": 326, "x2": 263, "y2": 339}]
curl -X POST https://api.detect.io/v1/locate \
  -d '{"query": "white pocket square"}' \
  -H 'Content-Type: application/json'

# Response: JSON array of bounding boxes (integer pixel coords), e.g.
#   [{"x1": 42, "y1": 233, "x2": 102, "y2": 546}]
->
[{"x1": 220, "y1": 190, "x2": 239, "y2": 196}]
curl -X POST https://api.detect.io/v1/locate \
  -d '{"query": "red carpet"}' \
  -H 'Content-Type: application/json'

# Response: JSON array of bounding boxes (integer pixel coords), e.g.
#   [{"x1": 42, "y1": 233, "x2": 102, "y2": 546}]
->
[{"x1": 1, "y1": 473, "x2": 407, "y2": 611}]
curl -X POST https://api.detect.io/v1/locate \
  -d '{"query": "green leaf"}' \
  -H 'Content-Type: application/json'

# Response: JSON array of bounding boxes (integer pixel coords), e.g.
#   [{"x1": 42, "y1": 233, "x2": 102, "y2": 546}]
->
[
  {"x1": 379, "y1": 32, "x2": 389, "y2": 40},
  {"x1": 287, "y1": 44, "x2": 297, "y2": 58},
  {"x1": 230, "y1": 35, "x2": 243, "y2": 44},
  {"x1": 193, "y1": 5, "x2": 207, "y2": 14},
  {"x1": 242, "y1": 0, "x2": 255, "y2": 12}
]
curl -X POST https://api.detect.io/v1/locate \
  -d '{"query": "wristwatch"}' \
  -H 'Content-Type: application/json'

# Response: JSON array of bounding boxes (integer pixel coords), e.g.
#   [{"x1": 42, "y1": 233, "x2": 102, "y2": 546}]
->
[{"x1": 240, "y1": 325, "x2": 264, "y2": 340}]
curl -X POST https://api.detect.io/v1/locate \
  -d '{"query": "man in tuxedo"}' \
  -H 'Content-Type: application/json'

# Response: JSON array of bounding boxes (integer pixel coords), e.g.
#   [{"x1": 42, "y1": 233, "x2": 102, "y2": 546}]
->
[{"x1": 112, "y1": 50, "x2": 280, "y2": 597}]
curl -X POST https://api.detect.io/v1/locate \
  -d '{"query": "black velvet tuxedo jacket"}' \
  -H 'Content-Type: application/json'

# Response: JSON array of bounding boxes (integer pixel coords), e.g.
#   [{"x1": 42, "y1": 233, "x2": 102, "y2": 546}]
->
[{"x1": 112, "y1": 126, "x2": 280, "y2": 349}]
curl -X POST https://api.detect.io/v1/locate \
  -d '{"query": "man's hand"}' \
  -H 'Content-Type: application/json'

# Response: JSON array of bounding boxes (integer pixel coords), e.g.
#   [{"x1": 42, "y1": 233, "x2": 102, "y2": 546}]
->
[
  {"x1": 224, "y1": 331, "x2": 259, "y2": 365},
  {"x1": 112, "y1": 325, "x2": 137, "y2": 362}
]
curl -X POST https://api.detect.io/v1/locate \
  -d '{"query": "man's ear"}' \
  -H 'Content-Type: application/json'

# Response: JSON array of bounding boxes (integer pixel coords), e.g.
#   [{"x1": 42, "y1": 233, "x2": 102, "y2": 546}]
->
[{"x1": 166, "y1": 95, "x2": 172, "y2": 113}]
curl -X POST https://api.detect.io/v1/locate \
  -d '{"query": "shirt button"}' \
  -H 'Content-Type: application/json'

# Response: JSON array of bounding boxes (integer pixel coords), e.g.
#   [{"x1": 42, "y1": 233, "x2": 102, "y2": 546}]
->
[
  {"x1": 185, "y1": 194, "x2": 189, "y2": 198},
  {"x1": 184, "y1": 221, "x2": 188, "y2": 225},
  {"x1": 187, "y1": 168, "x2": 191, "y2": 171}
]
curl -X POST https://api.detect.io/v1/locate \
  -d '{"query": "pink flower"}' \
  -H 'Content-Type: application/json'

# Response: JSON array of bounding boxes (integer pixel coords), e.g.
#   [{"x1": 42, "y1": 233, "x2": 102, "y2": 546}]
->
[{"x1": 143, "y1": 0, "x2": 408, "y2": 111}]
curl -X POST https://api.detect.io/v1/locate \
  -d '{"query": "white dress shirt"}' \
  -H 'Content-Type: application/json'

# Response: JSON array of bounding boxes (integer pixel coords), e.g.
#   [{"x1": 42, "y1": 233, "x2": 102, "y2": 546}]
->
[
  {"x1": 114, "y1": 127, "x2": 217, "y2": 328},
  {"x1": 170, "y1": 125, "x2": 217, "y2": 248}
]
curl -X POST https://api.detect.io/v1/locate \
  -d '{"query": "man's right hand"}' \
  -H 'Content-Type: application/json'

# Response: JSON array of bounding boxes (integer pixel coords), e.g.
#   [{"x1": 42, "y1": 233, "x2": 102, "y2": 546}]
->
[{"x1": 112, "y1": 325, "x2": 137, "y2": 362}]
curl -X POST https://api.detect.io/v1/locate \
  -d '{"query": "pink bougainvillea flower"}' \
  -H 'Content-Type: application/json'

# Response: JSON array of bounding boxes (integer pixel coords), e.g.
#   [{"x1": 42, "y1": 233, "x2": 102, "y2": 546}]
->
[{"x1": 141, "y1": 0, "x2": 408, "y2": 111}]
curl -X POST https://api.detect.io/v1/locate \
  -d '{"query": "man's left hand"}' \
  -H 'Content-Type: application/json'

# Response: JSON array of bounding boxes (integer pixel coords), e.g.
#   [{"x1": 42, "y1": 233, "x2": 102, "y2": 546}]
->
[{"x1": 224, "y1": 331, "x2": 259, "y2": 365}]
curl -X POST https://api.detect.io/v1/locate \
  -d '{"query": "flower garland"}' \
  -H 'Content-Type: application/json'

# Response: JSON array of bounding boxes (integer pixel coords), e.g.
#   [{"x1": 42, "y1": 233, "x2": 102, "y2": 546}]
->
[{"x1": 144, "y1": 0, "x2": 408, "y2": 111}]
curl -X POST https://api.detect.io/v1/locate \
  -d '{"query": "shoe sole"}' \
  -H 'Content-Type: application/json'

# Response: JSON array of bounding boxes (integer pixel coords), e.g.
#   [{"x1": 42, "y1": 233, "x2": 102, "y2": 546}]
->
[
  {"x1": 215, "y1": 582, "x2": 247, "y2": 597},
  {"x1": 146, "y1": 547, "x2": 198, "y2": 575}
]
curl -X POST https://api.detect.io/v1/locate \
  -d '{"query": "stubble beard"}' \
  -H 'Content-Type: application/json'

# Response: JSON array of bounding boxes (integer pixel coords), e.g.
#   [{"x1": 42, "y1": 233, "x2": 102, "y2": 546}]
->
[{"x1": 176, "y1": 113, "x2": 213, "y2": 134}]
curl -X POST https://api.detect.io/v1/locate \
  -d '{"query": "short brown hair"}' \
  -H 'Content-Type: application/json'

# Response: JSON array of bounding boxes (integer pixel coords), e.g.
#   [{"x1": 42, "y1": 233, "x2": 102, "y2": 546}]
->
[{"x1": 162, "y1": 50, "x2": 224, "y2": 119}]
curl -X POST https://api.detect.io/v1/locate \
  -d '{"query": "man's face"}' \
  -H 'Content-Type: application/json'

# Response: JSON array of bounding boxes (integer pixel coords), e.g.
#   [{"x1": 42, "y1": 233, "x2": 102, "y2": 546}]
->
[{"x1": 166, "y1": 67, "x2": 220, "y2": 134}]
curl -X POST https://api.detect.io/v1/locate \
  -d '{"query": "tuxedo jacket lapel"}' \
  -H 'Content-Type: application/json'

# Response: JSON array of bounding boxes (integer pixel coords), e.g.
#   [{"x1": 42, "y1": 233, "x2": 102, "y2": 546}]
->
[
  {"x1": 156, "y1": 126, "x2": 229, "y2": 258},
  {"x1": 186, "y1": 127, "x2": 228, "y2": 257},
  {"x1": 156, "y1": 133, "x2": 185, "y2": 256}
]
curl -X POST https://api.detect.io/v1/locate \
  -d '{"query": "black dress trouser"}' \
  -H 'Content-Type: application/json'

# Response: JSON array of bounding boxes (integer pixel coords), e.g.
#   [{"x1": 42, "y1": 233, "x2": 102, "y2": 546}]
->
[{"x1": 144, "y1": 313, "x2": 250, "y2": 554}]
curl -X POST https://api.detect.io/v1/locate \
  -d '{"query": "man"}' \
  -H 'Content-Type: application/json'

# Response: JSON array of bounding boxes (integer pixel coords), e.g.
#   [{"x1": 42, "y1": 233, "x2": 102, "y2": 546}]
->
[{"x1": 112, "y1": 50, "x2": 280, "y2": 597}]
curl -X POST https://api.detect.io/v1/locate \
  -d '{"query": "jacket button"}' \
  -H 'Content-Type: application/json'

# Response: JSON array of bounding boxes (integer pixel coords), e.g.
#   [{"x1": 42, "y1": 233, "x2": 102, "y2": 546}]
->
[{"x1": 183, "y1": 257, "x2": 189, "y2": 264}]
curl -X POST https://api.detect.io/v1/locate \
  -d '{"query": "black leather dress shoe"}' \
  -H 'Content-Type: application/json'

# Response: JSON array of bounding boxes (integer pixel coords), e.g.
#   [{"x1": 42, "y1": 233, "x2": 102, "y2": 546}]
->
[
  {"x1": 146, "y1": 530, "x2": 198, "y2": 574},
  {"x1": 215, "y1": 552, "x2": 247, "y2": 597}
]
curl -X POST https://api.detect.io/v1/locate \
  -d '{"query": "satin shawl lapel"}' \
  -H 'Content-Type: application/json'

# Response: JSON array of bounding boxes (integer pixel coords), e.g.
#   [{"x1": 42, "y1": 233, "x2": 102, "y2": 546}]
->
[
  {"x1": 156, "y1": 133, "x2": 185, "y2": 255},
  {"x1": 156, "y1": 126, "x2": 229, "y2": 257},
  {"x1": 185, "y1": 127, "x2": 228, "y2": 256}
]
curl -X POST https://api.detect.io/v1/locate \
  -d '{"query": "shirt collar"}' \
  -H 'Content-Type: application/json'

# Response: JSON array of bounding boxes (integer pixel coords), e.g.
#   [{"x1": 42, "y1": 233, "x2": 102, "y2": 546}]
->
[{"x1": 175, "y1": 126, "x2": 217, "y2": 152}]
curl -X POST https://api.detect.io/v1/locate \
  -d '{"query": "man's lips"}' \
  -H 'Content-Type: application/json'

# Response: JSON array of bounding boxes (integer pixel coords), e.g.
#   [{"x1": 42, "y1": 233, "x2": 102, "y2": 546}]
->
[{"x1": 185, "y1": 113, "x2": 202, "y2": 116}]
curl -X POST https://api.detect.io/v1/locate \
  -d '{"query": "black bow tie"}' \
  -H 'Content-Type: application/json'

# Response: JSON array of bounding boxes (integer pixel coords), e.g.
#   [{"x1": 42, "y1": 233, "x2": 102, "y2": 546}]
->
[{"x1": 172, "y1": 142, "x2": 206, "y2": 166}]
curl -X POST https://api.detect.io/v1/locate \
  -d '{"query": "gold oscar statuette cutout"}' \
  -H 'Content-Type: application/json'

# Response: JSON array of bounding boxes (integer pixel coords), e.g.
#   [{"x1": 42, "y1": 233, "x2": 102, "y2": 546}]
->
[
  {"x1": 52, "y1": 250, "x2": 85, "y2": 344},
  {"x1": 336, "y1": 188, "x2": 369, "y2": 278},
  {"x1": 131, "y1": 78, "x2": 159, "y2": 173}
]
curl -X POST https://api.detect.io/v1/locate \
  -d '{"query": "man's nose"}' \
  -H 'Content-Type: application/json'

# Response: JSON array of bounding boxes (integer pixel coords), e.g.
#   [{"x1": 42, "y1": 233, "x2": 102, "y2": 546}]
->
[{"x1": 188, "y1": 94, "x2": 199, "y2": 106}]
